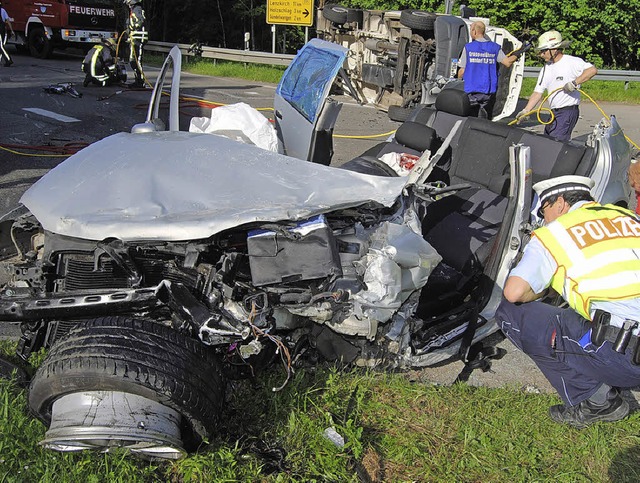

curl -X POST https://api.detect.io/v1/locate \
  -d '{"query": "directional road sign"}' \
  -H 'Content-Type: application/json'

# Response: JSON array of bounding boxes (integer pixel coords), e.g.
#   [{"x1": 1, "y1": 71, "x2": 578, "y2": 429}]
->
[{"x1": 267, "y1": 0, "x2": 314, "y2": 27}]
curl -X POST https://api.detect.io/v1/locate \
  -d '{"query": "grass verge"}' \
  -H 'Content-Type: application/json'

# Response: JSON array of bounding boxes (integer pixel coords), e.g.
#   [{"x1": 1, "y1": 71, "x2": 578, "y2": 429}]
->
[
  {"x1": 145, "y1": 53, "x2": 286, "y2": 85},
  {"x1": 2, "y1": 340, "x2": 639, "y2": 482}
]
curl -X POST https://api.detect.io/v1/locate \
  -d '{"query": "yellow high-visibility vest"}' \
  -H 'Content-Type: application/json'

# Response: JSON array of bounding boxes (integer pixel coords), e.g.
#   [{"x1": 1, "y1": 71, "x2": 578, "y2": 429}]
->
[{"x1": 533, "y1": 202, "x2": 640, "y2": 319}]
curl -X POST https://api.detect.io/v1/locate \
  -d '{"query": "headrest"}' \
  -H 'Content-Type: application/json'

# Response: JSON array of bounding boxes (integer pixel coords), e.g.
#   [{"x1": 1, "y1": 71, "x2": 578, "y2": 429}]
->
[
  {"x1": 435, "y1": 89, "x2": 472, "y2": 117},
  {"x1": 395, "y1": 122, "x2": 437, "y2": 152}
]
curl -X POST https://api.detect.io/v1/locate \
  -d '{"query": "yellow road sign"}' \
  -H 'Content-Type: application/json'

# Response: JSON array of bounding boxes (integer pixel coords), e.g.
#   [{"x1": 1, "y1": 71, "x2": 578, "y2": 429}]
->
[{"x1": 267, "y1": 0, "x2": 314, "y2": 27}]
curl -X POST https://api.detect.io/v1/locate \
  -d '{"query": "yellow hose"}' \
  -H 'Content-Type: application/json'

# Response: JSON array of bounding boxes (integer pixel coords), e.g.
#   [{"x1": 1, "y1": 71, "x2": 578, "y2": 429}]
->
[{"x1": 510, "y1": 86, "x2": 640, "y2": 151}]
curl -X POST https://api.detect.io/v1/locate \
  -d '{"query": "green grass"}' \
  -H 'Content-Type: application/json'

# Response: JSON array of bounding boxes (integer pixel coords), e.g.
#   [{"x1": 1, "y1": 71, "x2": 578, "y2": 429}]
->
[
  {"x1": 146, "y1": 53, "x2": 286, "y2": 85},
  {"x1": 2, "y1": 340, "x2": 639, "y2": 482}
]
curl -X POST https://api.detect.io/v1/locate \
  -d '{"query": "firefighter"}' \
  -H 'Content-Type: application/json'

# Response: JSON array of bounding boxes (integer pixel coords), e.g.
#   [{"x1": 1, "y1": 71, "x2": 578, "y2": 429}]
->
[
  {"x1": 82, "y1": 38, "x2": 120, "y2": 87},
  {"x1": 0, "y1": 0, "x2": 14, "y2": 67},
  {"x1": 516, "y1": 30, "x2": 597, "y2": 142},
  {"x1": 124, "y1": 0, "x2": 148, "y2": 88}
]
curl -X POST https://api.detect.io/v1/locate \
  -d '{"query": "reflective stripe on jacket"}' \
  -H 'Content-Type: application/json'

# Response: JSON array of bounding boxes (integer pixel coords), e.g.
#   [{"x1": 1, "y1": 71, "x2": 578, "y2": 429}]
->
[{"x1": 533, "y1": 202, "x2": 640, "y2": 319}]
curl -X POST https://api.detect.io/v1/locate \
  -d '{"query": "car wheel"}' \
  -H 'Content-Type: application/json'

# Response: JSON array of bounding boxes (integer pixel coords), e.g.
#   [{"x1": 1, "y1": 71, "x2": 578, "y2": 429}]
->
[
  {"x1": 28, "y1": 316, "x2": 225, "y2": 459},
  {"x1": 400, "y1": 10, "x2": 437, "y2": 31},
  {"x1": 28, "y1": 28, "x2": 53, "y2": 59},
  {"x1": 322, "y1": 4, "x2": 363, "y2": 26},
  {"x1": 388, "y1": 104, "x2": 413, "y2": 122}
]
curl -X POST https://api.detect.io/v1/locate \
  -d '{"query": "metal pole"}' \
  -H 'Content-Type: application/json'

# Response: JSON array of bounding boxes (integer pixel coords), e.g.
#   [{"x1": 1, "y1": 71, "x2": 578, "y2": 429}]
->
[
  {"x1": 271, "y1": 25, "x2": 276, "y2": 54},
  {"x1": 305, "y1": 27, "x2": 308, "y2": 43}
]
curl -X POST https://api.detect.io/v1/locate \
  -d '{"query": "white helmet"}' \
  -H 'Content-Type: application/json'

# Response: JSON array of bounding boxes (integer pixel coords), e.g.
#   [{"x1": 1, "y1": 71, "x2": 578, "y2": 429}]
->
[
  {"x1": 124, "y1": 0, "x2": 141, "y2": 6},
  {"x1": 536, "y1": 30, "x2": 572, "y2": 51}
]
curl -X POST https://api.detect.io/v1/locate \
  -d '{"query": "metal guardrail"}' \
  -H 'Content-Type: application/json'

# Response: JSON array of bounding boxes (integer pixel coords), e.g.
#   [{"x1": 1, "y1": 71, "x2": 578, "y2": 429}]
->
[
  {"x1": 145, "y1": 41, "x2": 640, "y2": 83},
  {"x1": 145, "y1": 41, "x2": 294, "y2": 67},
  {"x1": 524, "y1": 66, "x2": 640, "y2": 83}
]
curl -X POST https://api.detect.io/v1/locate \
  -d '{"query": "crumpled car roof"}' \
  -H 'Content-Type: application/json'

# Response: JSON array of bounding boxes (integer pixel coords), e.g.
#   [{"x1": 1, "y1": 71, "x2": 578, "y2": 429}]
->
[{"x1": 21, "y1": 131, "x2": 408, "y2": 241}]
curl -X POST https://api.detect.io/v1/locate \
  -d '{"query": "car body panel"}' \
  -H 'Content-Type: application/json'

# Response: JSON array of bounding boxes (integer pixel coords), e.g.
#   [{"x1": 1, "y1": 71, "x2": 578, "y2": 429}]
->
[
  {"x1": 274, "y1": 38, "x2": 348, "y2": 161},
  {"x1": 21, "y1": 131, "x2": 407, "y2": 242}
]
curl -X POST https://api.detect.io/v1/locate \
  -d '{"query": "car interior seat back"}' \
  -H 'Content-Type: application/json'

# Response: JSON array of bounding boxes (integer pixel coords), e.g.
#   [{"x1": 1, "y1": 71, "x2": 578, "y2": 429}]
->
[
  {"x1": 417, "y1": 116, "x2": 515, "y2": 315},
  {"x1": 339, "y1": 122, "x2": 438, "y2": 176},
  {"x1": 447, "y1": 117, "x2": 522, "y2": 196},
  {"x1": 518, "y1": 132, "x2": 597, "y2": 184}
]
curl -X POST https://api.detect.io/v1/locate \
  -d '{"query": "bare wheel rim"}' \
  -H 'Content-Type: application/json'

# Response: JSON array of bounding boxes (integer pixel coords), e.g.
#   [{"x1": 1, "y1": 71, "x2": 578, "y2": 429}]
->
[{"x1": 40, "y1": 391, "x2": 186, "y2": 460}]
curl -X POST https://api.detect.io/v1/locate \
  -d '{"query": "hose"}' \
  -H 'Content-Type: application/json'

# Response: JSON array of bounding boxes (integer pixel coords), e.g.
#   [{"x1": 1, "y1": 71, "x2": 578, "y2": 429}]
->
[
  {"x1": 0, "y1": 142, "x2": 89, "y2": 158},
  {"x1": 116, "y1": 30, "x2": 151, "y2": 89},
  {"x1": 509, "y1": 86, "x2": 640, "y2": 151}
]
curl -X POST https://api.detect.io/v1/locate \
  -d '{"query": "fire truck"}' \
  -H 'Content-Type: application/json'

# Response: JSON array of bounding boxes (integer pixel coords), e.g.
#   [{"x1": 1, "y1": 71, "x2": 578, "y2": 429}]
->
[{"x1": 3, "y1": 0, "x2": 117, "y2": 58}]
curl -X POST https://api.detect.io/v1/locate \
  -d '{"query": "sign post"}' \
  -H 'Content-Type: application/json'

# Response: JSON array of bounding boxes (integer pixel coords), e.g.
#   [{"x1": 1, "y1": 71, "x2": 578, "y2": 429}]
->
[{"x1": 266, "y1": 0, "x2": 314, "y2": 27}]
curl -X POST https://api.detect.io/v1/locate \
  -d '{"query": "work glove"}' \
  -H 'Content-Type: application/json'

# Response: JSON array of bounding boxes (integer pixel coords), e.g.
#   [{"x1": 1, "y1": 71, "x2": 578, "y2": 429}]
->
[
  {"x1": 511, "y1": 42, "x2": 533, "y2": 59},
  {"x1": 515, "y1": 109, "x2": 529, "y2": 124},
  {"x1": 563, "y1": 80, "x2": 578, "y2": 93}
]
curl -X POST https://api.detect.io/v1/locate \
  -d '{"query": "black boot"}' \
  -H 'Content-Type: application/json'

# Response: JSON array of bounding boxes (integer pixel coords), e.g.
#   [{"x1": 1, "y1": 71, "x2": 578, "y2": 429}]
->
[{"x1": 549, "y1": 388, "x2": 630, "y2": 429}]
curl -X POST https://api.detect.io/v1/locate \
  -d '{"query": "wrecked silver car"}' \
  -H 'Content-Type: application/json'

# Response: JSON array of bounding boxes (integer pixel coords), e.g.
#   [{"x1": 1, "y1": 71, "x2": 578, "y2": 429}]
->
[{"x1": 0, "y1": 41, "x2": 633, "y2": 459}]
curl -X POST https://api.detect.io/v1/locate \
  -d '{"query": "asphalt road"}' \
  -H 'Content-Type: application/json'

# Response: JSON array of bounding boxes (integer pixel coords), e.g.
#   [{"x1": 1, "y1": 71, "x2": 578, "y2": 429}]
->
[{"x1": 1, "y1": 48, "x2": 639, "y2": 397}]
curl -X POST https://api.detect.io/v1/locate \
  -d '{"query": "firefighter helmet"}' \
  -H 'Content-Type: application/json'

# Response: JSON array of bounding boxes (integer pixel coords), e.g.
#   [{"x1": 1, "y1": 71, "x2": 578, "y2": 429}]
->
[{"x1": 535, "y1": 30, "x2": 572, "y2": 51}]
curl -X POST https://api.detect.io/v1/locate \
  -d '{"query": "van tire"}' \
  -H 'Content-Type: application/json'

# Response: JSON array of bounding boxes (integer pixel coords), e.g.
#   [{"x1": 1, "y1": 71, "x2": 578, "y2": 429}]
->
[
  {"x1": 323, "y1": 5, "x2": 362, "y2": 26},
  {"x1": 400, "y1": 10, "x2": 437, "y2": 31}
]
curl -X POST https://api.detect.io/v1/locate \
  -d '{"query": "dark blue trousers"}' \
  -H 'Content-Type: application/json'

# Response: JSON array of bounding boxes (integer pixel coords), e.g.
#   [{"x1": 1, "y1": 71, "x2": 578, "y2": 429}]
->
[
  {"x1": 497, "y1": 300, "x2": 640, "y2": 406},
  {"x1": 544, "y1": 105, "x2": 579, "y2": 142}
]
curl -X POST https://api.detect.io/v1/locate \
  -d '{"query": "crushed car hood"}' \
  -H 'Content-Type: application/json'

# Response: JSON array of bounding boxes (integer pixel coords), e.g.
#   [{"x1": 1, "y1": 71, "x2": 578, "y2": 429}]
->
[{"x1": 21, "y1": 131, "x2": 409, "y2": 241}]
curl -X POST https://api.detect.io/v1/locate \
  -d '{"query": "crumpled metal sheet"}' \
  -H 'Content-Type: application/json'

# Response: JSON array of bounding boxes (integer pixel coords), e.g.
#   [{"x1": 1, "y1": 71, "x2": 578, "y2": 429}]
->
[
  {"x1": 351, "y1": 221, "x2": 442, "y2": 323},
  {"x1": 21, "y1": 131, "x2": 408, "y2": 242}
]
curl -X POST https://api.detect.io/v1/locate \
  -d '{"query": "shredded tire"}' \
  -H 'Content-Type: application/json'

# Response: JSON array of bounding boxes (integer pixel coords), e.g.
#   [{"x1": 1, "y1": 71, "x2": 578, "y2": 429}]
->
[
  {"x1": 387, "y1": 104, "x2": 413, "y2": 122},
  {"x1": 28, "y1": 316, "x2": 225, "y2": 449}
]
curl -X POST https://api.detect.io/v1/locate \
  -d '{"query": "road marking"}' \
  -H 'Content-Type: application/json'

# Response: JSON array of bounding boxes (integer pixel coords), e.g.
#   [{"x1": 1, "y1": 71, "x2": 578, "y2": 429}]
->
[{"x1": 23, "y1": 108, "x2": 81, "y2": 123}]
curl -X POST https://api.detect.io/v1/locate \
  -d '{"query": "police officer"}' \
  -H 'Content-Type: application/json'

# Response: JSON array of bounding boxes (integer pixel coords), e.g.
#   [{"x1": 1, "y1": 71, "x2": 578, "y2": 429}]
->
[
  {"x1": 82, "y1": 38, "x2": 120, "y2": 87},
  {"x1": 0, "y1": 0, "x2": 14, "y2": 67},
  {"x1": 516, "y1": 30, "x2": 597, "y2": 142},
  {"x1": 124, "y1": 0, "x2": 148, "y2": 88},
  {"x1": 498, "y1": 175, "x2": 640, "y2": 428},
  {"x1": 457, "y1": 21, "x2": 523, "y2": 119}
]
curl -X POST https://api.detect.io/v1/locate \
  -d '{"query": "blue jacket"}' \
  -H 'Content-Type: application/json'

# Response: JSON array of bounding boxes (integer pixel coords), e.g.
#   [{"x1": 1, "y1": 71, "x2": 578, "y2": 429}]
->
[{"x1": 464, "y1": 40, "x2": 501, "y2": 94}]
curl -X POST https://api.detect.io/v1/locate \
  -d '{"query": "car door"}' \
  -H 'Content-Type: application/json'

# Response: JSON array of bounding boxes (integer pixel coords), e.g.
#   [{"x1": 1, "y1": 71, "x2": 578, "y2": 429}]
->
[{"x1": 274, "y1": 38, "x2": 348, "y2": 165}]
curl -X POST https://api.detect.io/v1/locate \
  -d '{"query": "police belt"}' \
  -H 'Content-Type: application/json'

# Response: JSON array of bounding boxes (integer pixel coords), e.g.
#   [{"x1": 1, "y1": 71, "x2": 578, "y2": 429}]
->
[
  {"x1": 600, "y1": 324, "x2": 640, "y2": 346},
  {"x1": 591, "y1": 309, "x2": 640, "y2": 361}
]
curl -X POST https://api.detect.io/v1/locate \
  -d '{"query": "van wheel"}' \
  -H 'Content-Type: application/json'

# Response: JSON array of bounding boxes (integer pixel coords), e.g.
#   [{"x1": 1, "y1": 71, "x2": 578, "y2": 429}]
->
[
  {"x1": 28, "y1": 316, "x2": 225, "y2": 458},
  {"x1": 323, "y1": 4, "x2": 363, "y2": 26},
  {"x1": 400, "y1": 10, "x2": 437, "y2": 31},
  {"x1": 28, "y1": 28, "x2": 52, "y2": 59}
]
